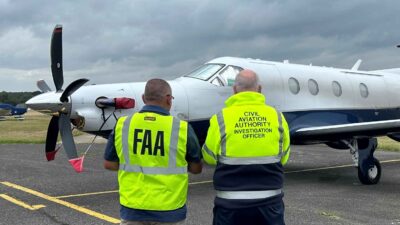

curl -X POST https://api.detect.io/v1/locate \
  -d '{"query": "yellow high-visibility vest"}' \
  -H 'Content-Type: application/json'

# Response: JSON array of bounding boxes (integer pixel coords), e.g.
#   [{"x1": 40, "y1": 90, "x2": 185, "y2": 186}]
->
[
  {"x1": 203, "y1": 91, "x2": 290, "y2": 166},
  {"x1": 115, "y1": 112, "x2": 188, "y2": 210}
]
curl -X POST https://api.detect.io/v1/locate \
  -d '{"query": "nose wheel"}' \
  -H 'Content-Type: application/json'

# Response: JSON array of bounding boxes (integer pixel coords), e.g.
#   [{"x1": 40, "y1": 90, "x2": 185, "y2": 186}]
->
[{"x1": 357, "y1": 157, "x2": 381, "y2": 185}]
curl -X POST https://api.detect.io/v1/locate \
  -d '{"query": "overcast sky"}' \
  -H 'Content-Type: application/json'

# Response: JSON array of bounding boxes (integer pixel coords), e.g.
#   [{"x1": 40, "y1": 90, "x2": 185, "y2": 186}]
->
[{"x1": 1, "y1": 0, "x2": 400, "y2": 92}]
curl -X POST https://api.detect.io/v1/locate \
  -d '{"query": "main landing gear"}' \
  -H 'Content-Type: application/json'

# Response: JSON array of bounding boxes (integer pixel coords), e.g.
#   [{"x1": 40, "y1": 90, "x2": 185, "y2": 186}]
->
[{"x1": 343, "y1": 138, "x2": 381, "y2": 185}]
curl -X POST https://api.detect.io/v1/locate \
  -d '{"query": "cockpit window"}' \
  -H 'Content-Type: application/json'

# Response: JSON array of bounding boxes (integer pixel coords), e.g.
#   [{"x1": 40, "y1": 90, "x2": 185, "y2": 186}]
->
[
  {"x1": 184, "y1": 64, "x2": 225, "y2": 80},
  {"x1": 211, "y1": 77, "x2": 224, "y2": 86},
  {"x1": 218, "y1": 65, "x2": 243, "y2": 86}
]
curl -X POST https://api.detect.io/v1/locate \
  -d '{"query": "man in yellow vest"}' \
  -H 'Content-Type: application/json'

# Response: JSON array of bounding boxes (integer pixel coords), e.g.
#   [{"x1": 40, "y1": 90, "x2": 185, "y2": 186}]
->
[
  {"x1": 104, "y1": 78, "x2": 203, "y2": 225},
  {"x1": 202, "y1": 69, "x2": 290, "y2": 225}
]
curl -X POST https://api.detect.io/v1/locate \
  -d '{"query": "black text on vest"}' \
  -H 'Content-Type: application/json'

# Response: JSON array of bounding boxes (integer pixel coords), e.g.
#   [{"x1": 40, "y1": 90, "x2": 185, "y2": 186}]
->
[{"x1": 133, "y1": 129, "x2": 165, "y2": 156}]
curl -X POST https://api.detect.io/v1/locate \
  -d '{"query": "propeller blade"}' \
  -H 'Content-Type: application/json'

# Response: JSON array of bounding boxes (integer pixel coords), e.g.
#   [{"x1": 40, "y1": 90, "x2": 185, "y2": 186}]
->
[
  {"x1": 59, "y1": 113, "x2": 84, "y2": 172},
  {"x1": 37, "y1": 80, "x2": 52, "y2": 93},
  {"x1": 59, "y1": 113, "x2": 78, "y2": 159},
  {"x1": 45, "y1": 116, "x2": 59, "y2": 161},
  {"x1": 51, "y1": 24, "x2": 64, "y2": 91},
  {"x1": 59, "y1": 78, "x2": 89, "y2": 103}
]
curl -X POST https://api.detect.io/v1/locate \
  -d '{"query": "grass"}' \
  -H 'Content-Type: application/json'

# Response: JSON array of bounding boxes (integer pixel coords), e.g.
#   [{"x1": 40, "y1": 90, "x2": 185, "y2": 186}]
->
[
  {"x1": 1, "y1": 112, "x2": 400, "y2": 152},
  {"x1": 0, "y1": 111, "x2": 82, "y2": 144},
  {"x1": 377, "y1": 136, "x2": 400, "y2": 152},
  {"x1": 0, "y1": 111, "x2": 51, "y2": 143}
]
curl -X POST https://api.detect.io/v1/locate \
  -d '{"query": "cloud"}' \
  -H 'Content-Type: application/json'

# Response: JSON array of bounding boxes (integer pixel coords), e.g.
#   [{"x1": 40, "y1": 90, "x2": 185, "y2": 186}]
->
[
  {"x1": 0, "y1": 27, "x2": 48, "y2": 69},
  {"x1": 1, "y1": 0, "x2": 400, "y2": 91}
]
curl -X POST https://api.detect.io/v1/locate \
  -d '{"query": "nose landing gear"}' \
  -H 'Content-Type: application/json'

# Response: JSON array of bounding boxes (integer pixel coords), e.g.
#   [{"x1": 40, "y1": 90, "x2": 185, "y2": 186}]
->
[{"x1": 344, "y1": 138, "x2": 381, "y2": 185}]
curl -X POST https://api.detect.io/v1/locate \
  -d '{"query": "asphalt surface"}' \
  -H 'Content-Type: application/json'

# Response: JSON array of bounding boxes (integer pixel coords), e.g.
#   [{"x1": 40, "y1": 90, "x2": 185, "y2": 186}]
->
[{"x1": 1, "y1": 143, "x2": 400, "y2": 225}]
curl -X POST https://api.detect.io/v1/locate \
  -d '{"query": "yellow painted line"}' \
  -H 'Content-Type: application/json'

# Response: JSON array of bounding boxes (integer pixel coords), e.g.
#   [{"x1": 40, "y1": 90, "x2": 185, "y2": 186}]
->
[
  {"x1": 286, "y1": 158, "x2": 400, "y2": 174},
  {"x1": 189, "y1": 180, "x2": 213, "y2": 185},
  {"x1": 55, "y1": 190, "x2": 118, "y2": 199},
  {"x1": 0, "y1": 182, "x2": 120, "y2": 224},
  {"x1": 55, "y1": 180, "x2": 214, "y2": 199},
  {"x1": 379, "y1": 158, "x2": 400, "y2": 163},
  {"x1": 286, "y1": 164, "x2": 353, "y2": 174},
  {"x1": 0, "y1": 194, "x2": 45, "y2": 210},
  {"x1": 42, "y1": 158, "x2": 400, "y2": 200}
]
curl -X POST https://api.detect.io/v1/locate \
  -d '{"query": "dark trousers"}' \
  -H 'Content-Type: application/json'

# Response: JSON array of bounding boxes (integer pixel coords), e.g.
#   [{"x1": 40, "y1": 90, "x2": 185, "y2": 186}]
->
[{"x1": 212, "y1": 200, "x2": 285, "y2": 225}]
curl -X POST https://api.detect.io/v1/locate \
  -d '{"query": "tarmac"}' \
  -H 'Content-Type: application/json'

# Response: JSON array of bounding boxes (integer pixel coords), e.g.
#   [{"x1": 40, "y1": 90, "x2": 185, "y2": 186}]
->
[{"x1": 0, "y1": 142, "x2": 400, "y2": 225}]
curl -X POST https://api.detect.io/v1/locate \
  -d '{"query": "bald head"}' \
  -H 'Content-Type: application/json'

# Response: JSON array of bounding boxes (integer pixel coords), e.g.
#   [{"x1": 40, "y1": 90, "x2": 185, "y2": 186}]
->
[
  {"x1": 142, "y1": 79, "x2": 173, "y2": 110},
  {"x1": 233, "y1": 69, "x2": 261, "y2": 93}
]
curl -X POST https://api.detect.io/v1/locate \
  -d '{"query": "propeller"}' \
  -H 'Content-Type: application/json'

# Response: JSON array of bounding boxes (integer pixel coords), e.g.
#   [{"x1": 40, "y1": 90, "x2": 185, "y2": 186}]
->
[
  {"x1": 45, "y1": 116, "x2": 59, "y2": 161},
  {"x1": 51, "y1": 25, "x2": 63, "y2": 91},
  {"x1": 36, "y1": 80, "x2": 52, "y2": 93},
  {"x1": 44, "y1": 24, "x2": 89, "y2": 173}
]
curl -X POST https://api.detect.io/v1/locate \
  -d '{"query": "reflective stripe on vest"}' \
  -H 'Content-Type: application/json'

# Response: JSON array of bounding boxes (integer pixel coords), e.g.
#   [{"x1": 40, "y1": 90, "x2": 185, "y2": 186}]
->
[
  {"x1": 216, "y1": 108, "x2": 284, "y2": 165},
  {"x1": 216, "y1": 189, "x2": 282, "y2": 200},
  {"x1": 119, "y1": 114, "x2": 187, "y2": 174},
  {"x1": 119, "y1": 164, "x2": 187, "y2": 174},
  {"x1": 218, "y1": 155, "x2": 281, "y2": 165},
  {"x1": 277, "y1": 110, "x2": 284, "y2": 156},
  {"x1": 202, "y1": 144, "x2": 218, "y2": 161},
  {"x1": 217, "y1": 112, "x2": 227, "y2": 156}
]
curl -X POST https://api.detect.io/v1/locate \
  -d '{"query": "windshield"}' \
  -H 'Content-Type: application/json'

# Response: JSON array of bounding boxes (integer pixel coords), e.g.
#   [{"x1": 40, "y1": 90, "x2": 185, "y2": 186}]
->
[{"x1": 184, "y1": 64, "x2": 225, "y2": 80}]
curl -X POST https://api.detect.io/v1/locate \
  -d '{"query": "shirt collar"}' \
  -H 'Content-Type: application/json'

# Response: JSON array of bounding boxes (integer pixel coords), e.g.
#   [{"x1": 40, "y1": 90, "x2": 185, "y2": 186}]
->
[
  {"x1": 225, "y1": 91, "x2": 266, "y2": 107},
  {"x1": 140, "y1": 105, "x2": 170, "y2": 115}
]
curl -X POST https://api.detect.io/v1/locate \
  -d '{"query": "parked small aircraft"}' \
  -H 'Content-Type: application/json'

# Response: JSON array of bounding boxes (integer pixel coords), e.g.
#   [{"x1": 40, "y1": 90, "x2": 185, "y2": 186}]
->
[
  {"x1": 0, "y1": 103, "x2": 27, "y2": 120},
  {"x1": 26, "y1": 25, "x2": 400, "y2": 184}
]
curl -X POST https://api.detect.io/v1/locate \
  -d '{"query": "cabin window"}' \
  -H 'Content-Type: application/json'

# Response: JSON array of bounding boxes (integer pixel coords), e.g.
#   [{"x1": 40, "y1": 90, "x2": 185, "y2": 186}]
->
[
  {"x1": 288, "y1": 77, "x2": 300, "y2": 94},
  {"x1": 218, "y1": 65, "x2": 243, "y2": 86},
  {"x1": 308, "y1": 79, "x2": 319, "y2": 95},
  {"x1": 332, "y1": 81, "x2": 342, "y2": 97},
  {"x1": 184, "y1": 63, "x2": 225, "y2": 80},
  {"x1": 360, "y1": 83, "x2": 369, "y2": 98}
]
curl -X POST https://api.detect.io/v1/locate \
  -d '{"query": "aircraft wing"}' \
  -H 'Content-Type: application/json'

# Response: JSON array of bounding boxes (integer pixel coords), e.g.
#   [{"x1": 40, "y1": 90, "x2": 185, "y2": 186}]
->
[{"x1": 292, "y1": 119, "x2": 400, "y2": 143}]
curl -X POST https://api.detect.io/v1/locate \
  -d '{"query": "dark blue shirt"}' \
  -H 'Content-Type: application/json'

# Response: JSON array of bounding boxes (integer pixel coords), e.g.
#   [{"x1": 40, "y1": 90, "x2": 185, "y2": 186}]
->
[{"x1": 104, "y1": 105, "x2": 202, "y2": 222}]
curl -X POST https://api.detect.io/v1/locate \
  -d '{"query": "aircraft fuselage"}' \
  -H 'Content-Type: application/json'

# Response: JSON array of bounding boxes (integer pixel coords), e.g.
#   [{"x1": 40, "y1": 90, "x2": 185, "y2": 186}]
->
[{"x1": 26, "y1": 57, "x2": 400, "y2": 145}]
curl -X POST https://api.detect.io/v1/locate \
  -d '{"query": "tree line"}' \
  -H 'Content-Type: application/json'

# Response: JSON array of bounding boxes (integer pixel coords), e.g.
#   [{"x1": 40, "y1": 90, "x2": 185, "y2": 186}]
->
[{"x1": 0, "y1": 91, "x2": 41, "y2": 106}]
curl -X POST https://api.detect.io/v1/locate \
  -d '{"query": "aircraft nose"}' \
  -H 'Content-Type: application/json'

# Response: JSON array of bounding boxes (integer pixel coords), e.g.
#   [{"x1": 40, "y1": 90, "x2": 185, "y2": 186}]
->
[{"x1": 26, "y1": 92, "x2": 70, "y2": 114}]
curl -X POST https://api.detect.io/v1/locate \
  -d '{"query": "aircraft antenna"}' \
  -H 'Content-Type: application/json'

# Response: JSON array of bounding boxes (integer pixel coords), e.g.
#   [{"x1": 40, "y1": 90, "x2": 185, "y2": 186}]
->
[{"x1": 351, "y1": 59, "x2": 362, "y2": 71}]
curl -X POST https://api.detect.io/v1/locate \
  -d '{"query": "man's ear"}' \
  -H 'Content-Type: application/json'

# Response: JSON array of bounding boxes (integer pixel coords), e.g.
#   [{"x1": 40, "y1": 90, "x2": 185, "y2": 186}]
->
[
  {"x1": 257, "y1": 85, "x2": 262, "y2": 93},
  {"x1": 142, "y1": 94, "x2": 146, "y2": 104},
  {"x1": 233, "y1": 85, "x2": 238, "y2": 94},
  {"x1": 165, "y1": 96, "x2": 172, "y2": 110}
]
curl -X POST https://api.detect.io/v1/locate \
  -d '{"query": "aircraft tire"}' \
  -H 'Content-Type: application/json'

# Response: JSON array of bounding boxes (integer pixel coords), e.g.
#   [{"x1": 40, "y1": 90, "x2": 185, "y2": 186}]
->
[{"x1": 357, "y1": 158, "x2": 381, "y2": 185}]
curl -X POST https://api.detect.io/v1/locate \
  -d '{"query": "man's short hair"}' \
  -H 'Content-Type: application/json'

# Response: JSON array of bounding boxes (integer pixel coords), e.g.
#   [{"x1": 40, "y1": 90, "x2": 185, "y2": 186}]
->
[
  {"x1": 144, "y1": 79, "x2": 171, "y2": 102},
  {"x1": 234, "y1": 70, "x2": 260, "y2": 92}
]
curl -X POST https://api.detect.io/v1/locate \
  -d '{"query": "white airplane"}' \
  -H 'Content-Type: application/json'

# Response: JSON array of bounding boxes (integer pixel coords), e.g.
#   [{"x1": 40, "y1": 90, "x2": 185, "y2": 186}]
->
[{"x1": 27, "y1": 25, "x2": 400, "y2": 184}]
